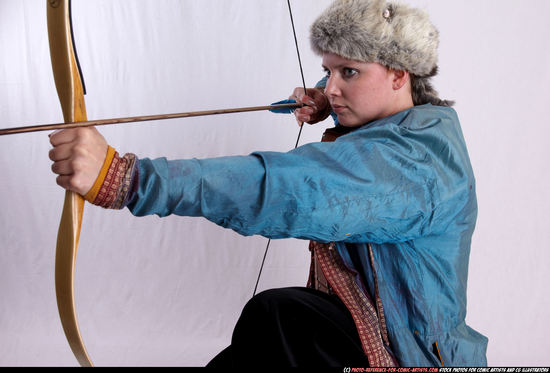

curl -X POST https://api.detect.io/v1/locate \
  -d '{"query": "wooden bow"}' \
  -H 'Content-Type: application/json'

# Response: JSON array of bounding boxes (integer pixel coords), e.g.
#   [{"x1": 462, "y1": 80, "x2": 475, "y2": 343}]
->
[
  {"x1": 44, "y1": 0, "x2": 307, "y2": 367},
  {"x1": 47, "y1": 0, "x2": 93, "y2": 367}
]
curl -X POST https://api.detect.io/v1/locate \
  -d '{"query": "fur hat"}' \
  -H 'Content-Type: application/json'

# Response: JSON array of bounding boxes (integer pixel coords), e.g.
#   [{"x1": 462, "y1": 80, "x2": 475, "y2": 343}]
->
[{"x1": 311, "y1": 0, "x2": 453, "y2": 106}]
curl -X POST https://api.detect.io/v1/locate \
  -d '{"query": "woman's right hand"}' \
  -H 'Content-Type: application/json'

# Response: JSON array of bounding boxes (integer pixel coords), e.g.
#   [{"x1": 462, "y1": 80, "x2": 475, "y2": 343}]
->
[{"x1": 289, "y1": 87, "x2": 331, "y2": 126}]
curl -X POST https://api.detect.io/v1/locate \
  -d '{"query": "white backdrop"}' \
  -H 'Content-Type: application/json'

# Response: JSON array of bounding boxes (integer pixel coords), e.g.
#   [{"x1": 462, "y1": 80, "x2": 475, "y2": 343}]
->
[{"x1": 1, "y1": 0, "x2": 549, "y2": 367}]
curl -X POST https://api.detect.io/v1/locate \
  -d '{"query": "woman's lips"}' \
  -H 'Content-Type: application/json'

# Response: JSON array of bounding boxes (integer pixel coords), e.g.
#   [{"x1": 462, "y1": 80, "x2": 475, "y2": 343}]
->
[{"x1": 331, "y1": 104, "x2": 347, "y2": 114}]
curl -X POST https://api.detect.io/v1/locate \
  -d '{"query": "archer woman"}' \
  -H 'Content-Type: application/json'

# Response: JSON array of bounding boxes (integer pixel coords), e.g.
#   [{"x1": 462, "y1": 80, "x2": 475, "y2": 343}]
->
[{"x1": 49, "y1": 0, "x2": 488, "y2": 367}]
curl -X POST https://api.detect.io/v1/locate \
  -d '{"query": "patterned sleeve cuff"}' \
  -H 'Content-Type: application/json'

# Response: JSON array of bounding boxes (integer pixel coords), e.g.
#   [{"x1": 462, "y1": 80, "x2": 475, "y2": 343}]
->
[{"x1": 84, "y1": 147, "x2": 139, "y2": 210}]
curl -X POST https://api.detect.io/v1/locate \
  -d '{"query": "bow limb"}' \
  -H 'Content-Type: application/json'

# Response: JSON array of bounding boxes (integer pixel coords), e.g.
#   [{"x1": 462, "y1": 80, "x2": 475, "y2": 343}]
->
[{"x1": 47, "y1": 0, "x2": 92, "y2": 367}]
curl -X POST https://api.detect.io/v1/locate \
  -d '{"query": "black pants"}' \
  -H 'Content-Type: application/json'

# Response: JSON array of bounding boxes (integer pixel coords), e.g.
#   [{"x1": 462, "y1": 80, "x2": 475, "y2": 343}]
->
[{"x1": 206, "y1": 287, "x2": 370, "y2": 367}]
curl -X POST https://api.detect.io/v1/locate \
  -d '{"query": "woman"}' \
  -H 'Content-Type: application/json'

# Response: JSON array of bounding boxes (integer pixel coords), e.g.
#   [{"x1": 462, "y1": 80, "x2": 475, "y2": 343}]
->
[{"x1": 49, "y1": 0, "x2": 488, "y2": 367}]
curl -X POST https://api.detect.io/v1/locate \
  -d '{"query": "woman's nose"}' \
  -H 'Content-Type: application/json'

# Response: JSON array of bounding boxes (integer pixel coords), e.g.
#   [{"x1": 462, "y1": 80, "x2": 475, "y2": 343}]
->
[{"x1": 324, "y1": 76, "x2": 341, "y2": 97}]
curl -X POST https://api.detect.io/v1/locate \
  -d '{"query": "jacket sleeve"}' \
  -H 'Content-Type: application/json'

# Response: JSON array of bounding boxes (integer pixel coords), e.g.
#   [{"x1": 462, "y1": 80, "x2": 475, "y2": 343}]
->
[{"x1": 127, "y1": 108, "x2": 473, "y2": 244}]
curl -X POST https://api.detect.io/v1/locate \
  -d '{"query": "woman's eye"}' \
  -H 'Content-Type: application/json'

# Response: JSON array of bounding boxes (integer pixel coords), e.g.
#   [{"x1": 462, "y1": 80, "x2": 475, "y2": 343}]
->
[
  {"x1": 343, "y1": 68, "x2": 358, "y2": 78},
  {"x1": 323, "y1": 69, "x2": 331, "y2": 78}
]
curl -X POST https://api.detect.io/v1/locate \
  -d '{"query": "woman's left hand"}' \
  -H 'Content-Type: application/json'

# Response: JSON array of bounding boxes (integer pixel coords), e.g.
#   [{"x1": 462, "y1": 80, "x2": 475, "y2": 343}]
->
[{"x1": 48, "y1": 127, "x2": 108, "y2": 196}]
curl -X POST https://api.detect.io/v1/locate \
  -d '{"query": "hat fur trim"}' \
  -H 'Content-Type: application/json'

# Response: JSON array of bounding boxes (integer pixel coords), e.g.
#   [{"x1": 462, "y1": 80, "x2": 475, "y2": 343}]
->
[{"x1": 310, "y1": 0, "x2": 439, "y2": 77}]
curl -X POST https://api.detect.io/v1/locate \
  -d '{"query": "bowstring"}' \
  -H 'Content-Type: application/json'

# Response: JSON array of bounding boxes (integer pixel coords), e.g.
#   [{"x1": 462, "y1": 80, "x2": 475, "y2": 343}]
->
[{"x1": 252, "y1": 0, "x2": 308, "y2": 297}]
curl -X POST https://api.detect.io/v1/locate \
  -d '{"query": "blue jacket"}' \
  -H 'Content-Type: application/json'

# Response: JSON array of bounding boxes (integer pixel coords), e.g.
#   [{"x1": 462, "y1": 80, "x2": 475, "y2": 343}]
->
[{"x1": 127, "y1": 104, "x2": 488, "y2": 366}]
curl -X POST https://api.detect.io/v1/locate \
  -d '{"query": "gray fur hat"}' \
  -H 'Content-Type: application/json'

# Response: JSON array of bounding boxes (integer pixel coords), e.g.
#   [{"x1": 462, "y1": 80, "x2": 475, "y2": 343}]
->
[{"x1": 311, "y1": 0, "x2": 452, "y2": 106}]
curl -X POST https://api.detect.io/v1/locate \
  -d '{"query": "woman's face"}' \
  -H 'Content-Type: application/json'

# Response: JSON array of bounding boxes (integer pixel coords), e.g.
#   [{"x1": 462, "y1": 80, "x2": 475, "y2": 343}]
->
[{"x1": 322, "y1": 53, "x2": 403, "y2": 127}]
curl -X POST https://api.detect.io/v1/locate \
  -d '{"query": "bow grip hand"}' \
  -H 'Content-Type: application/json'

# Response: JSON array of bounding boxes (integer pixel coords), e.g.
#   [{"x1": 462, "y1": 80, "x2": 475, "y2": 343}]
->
[{"x1": 49, "y1": 127, "x2": 109, "y2": 196}]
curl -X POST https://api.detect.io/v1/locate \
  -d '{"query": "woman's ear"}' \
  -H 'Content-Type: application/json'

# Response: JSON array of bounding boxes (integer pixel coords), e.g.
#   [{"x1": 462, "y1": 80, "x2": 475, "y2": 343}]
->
[{"x1": 391, "y1": 69, "x2": 410, "y2": 90}]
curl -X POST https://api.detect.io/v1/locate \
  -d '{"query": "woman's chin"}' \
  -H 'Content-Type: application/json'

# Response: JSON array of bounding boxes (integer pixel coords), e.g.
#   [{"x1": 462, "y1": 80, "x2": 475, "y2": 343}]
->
[{"x1": 338, "y1": 118, "x2": 363, "y2": 128}]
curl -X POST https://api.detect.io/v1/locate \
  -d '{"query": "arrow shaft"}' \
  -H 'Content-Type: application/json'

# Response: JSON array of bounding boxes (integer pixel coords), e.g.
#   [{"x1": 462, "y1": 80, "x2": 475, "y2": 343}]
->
[{"x1": 0, "y1": 103, "x2": 301, "y2": 136}]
